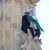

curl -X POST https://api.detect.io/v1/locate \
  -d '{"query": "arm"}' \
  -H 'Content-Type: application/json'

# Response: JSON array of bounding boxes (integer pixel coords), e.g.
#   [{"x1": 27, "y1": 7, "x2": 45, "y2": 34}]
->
[{"x1": 27, "y1": 16, "x2": 44, "y2": 32}]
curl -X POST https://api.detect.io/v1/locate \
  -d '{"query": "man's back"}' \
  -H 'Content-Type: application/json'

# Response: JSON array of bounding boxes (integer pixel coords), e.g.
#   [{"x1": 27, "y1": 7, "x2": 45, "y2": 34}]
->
[
  {"x1": 21, "y1": 15, "x2": 30, "y2": 29},
  {"x1": 21, "y1": 15, "x2": 30, "y2": 33}
]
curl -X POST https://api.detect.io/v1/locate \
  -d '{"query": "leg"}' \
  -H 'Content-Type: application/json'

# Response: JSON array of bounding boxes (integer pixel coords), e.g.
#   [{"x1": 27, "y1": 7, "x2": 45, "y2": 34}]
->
[
  {"x1": 33, "y1": 29, "x2": 41, "y2": 41},
  {"x1": 28, "y1": 27, "x2": 35, "y2": 38},
  {"x1": 35, "y1": 29, "x2": 41, "y2": 37}
]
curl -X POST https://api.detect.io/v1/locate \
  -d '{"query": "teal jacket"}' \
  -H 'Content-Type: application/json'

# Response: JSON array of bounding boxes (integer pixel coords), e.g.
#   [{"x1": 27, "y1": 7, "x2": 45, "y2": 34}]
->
[{"x1": 27, "y1": 16, "x2": 44, "y2": 32}]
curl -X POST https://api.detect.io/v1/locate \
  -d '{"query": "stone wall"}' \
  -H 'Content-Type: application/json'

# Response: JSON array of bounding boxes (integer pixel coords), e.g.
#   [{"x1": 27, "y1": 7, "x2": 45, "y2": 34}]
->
[{"x1": 0, "y1": 0, "x2": 42, "y2": 50}]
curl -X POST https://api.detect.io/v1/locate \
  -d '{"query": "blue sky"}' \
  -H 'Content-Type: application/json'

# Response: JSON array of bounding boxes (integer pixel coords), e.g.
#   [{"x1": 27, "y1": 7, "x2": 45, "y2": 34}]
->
[{"x1": 36, "y1": 0, "x2": 50, "y2": 50}]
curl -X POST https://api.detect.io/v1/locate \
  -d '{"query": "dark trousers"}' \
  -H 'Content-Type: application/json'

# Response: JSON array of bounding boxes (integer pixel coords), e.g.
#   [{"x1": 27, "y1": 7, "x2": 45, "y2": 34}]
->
[
  {"x1": 22, "y1": 27, "x2": 41, "y2": 38},
  {"x1": 28, "y1": 27, "x2": 35, "y2": 37},
  {"x1": 27, "y1": 27, "x2": 41, "y2": 37},
  {"x1": 35, "y1": 29, "x2": 41, "y2": 37}
]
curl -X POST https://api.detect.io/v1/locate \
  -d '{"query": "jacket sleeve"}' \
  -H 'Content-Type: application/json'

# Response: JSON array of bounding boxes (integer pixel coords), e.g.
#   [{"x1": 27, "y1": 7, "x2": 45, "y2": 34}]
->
[{"x1": 27, "y1": 16, "x2": 44, "y2": 32}]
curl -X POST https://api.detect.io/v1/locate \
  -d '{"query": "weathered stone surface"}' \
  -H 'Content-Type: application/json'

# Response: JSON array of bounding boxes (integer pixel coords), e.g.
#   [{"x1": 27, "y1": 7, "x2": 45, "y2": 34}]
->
[
  {"x1": 20, "y1": 30, "x2": 42, "y2": 50},
  {"x1": 0, "y1": 0, "x2": 41, "y2": 50}
]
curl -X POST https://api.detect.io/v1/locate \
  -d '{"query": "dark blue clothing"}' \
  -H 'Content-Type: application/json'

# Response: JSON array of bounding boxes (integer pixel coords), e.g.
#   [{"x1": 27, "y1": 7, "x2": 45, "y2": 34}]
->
[
  {"x1": 21, "y1": 15, "x2": 30, "y2": 29},
  {"x1": 21, "y1": 15, "x2": 41, "y2": 37}
]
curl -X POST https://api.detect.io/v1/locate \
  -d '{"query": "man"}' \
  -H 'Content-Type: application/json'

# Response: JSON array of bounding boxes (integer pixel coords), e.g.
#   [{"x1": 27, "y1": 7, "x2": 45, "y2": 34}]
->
[
  {"x1": 21, "y1": 11, "x2": 44, "y2": 40},
  {"x1": 21, "y1": 12, "x2": 35, "y2": 37}
]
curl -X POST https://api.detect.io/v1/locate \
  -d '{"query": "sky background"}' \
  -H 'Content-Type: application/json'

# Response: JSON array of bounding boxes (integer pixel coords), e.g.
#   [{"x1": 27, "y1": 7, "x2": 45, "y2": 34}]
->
[{"x1": 36, "y1": 0, "x2": 50, "y2": 50}]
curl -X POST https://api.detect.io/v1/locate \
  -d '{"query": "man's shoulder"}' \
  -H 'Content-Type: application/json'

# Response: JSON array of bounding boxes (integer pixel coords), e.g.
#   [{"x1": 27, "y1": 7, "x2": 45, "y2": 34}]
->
[{"x1": 22, "y1": 15, "x2": 28, "y2": 19}]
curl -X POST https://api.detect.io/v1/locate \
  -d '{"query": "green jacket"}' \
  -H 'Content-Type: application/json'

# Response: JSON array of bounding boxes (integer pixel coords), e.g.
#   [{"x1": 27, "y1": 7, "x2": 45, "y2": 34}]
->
[{"x1": 27, "y1": 16, "x2": 44, "y2": 32}]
